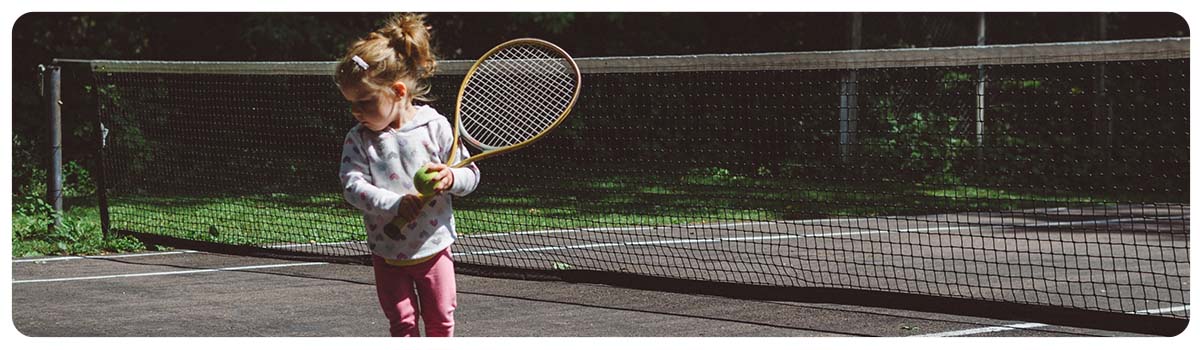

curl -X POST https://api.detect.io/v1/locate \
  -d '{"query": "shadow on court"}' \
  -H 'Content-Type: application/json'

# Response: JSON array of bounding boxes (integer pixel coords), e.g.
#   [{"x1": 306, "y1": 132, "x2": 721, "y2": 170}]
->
[{"x1": 11, "y1": 251, "x2": 1159, "y2": 337}]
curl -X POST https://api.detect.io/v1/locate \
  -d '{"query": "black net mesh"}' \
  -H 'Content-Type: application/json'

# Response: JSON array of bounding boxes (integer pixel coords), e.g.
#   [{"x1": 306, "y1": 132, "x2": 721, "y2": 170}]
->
[{"x1": 93, "y1": 44, "x2": 1188, "y2": 319}]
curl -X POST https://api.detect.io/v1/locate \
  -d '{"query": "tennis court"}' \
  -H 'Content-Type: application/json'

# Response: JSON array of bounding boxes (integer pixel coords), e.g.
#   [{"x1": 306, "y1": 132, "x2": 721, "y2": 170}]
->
[{"x1": 29, "y1": 36, "x2": 1189, "y2": 336}]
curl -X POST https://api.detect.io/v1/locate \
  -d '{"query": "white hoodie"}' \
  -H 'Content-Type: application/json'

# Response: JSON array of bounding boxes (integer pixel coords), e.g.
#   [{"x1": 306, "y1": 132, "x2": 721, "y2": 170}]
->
[{"x1": 339, "y1": 105, "x2": 480, "y2": 262}]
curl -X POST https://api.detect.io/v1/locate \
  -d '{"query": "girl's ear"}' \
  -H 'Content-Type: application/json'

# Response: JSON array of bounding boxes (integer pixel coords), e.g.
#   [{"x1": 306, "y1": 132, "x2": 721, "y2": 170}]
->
[{"x1": 391, "y1": 81, "x2": 408, "y2": 99}]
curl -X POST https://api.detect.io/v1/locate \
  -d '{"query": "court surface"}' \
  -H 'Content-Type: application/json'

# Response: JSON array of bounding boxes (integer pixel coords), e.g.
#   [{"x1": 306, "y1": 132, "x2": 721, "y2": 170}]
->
[{"x1": 12, "y1": 249, "x2": 1164, "y2": 337}]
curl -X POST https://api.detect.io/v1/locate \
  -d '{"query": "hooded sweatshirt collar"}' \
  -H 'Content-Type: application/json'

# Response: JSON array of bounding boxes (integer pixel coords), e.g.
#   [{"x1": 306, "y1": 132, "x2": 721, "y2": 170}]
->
[{"x1": 395, "y1": 105, "x2": 441, "y2": 132}]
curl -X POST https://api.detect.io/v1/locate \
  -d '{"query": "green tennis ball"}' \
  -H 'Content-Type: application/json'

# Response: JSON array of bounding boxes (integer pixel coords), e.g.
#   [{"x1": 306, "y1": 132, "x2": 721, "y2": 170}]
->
[{"x1": 413, "y1": 165, "x2": 438, "y2": 196}]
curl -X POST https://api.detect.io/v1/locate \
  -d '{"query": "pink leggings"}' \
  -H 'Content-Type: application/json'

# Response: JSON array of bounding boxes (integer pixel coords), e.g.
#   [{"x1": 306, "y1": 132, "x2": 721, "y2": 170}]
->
[{"x1": 371, "y1": 248, "x2": 457, "y2": 337}]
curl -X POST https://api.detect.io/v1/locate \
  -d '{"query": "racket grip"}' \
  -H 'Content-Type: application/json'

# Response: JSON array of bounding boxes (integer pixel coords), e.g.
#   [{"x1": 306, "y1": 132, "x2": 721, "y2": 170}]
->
[{"x1": 389, "y1": 194, "x2": 433, "y2": 227}]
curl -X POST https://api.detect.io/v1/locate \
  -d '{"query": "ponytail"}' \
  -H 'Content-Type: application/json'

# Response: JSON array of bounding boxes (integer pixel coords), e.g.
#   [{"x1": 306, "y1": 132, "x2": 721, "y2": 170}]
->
[{"x1": 335, "y1": 13, "x2": 438, "y2": 101}]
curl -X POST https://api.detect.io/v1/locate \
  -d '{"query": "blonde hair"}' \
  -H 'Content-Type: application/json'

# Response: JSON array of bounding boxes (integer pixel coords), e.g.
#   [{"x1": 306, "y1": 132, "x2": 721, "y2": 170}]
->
[{"x1": 335, "y1": 13, "x2": 438, "y2": 101}]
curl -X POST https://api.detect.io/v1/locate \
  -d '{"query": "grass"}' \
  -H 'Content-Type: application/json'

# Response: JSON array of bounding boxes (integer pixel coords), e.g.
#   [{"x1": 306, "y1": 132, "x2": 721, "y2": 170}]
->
[
  {"x1": 13, "y1": 171, "x2": 1138, "y2": 259},
  {"x1": 109, "y1": 193, "x2": 361, "y2": 245}
]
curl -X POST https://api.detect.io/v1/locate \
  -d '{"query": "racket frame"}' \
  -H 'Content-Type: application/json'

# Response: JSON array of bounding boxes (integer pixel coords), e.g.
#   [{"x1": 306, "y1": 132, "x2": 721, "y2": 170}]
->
[{"x1": 446, "y1": 38, "x2": 582, "y2": 168}]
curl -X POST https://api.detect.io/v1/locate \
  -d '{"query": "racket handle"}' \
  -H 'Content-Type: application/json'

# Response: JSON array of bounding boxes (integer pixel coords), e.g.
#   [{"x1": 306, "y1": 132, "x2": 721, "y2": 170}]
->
[{"x1": 388, "y1": 193, "x2": 435, "y2": 227}]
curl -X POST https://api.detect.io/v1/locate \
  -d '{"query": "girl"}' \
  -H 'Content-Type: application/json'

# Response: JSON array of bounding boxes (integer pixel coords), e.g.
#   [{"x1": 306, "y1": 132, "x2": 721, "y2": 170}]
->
[{"x1": 335, "y1": 13, "x2": 479, "y2": 337}]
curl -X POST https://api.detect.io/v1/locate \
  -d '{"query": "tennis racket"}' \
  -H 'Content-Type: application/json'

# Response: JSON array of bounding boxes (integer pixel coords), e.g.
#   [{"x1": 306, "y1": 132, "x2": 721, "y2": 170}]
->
[{"x1": 398, "y1": 38, "x2": 582, "y2": 223}]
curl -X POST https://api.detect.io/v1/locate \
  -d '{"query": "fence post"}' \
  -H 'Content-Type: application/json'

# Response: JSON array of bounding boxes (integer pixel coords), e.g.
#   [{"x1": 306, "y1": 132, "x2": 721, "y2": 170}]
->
[{"x1": 44, "y1": 64, "x2": 64, "y2": 232}]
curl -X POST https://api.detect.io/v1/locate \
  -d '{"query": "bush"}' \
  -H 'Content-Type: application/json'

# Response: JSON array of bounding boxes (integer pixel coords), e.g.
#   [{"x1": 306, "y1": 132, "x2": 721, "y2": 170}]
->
[
  {"x1": 11, "y1": 157, "x2": 142, "y2": 257},
  {"x1": 863, "y1": 111, "x2": 971, "y2": 184},
  {"x1": 11, "y1": 193, "x2": 144, "y2": 257}
]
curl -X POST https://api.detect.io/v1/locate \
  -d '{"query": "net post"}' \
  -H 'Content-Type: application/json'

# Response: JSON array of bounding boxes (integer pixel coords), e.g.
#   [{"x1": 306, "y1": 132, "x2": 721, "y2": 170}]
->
[
  {"x1": 43, "y1": 64, "x2": 64, "y2": 232},
  {"x1": 85, "y1": 62, "x2": 113, "y2": 239},
  {"x1": 97, "y1": 123, "x2": 112, "y2": 239}
]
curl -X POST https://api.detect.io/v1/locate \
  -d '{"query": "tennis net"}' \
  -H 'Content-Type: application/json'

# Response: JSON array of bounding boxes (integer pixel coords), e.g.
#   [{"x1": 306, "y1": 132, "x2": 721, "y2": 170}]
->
[{"x1": 76, "y1": 38, "x2": 1188, "y2": 324}]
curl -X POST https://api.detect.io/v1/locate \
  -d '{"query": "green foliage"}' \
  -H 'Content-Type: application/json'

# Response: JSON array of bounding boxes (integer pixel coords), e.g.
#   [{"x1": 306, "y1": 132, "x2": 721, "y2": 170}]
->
[
  {"x1": 13, "y1": 191, "x2": 54, "y2": 220},
  {"x1": 866, "y1": 110, "x2": 971, "y2": 184},
  {"x1": 62, "y1": 161, "x2": 96, "y2": 197},
  {"x1": 11, "y1": 192, "x2": 144, "y2": 257},
  {"x1": 12, "y1": 134, "x2": 41, "y2": 198},
  {"x1": 15, "y1": 160, "x2": 95, "y2": 200},
  {"x1": 11, "y1": 215, "x2": 146, "y2": 258},
  {"x1": 11, "y1": 155, "x2": 136, "y2": 257},
  {"x1": 682, "y1": 167, "x2": 747, "y2": 185}
]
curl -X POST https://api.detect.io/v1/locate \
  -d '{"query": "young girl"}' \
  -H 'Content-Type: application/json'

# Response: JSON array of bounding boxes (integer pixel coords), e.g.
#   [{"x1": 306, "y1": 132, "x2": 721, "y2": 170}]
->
[{"x1": 335, "y1": 13, "x2": 479, "y2": 337}]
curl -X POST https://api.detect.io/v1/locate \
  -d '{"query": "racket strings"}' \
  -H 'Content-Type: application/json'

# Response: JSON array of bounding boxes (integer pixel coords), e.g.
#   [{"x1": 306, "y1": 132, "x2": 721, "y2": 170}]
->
[
  {"x1": 460, "y1": 44, "x2": 578, "y2": 149},
  {"x1": 466, "y1": 50, "x2": 568, "y2": 143}
]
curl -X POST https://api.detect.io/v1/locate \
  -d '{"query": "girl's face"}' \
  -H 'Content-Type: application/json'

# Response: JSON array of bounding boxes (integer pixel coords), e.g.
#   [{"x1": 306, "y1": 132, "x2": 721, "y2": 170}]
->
[{"x1": 340, "y1": 83, "x2": 401, "y2": 132}]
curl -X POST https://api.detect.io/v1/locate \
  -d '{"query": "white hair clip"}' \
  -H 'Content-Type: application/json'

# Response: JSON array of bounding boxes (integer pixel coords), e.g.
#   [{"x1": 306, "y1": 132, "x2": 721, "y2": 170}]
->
[{"x1": 351, "y1": 55, "x2": 369, "y2": 70}]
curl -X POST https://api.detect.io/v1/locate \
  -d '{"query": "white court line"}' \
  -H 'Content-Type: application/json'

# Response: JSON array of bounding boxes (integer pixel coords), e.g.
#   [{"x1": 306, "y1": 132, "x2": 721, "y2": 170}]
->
[
  {"x1": 1129, "y1": 305, "x2": 1190, "y2": 315},
  {"x1": 12, "y1": 250, "x2": 200, "y2": 264},
  {"x1": 911, "y1": 305, "x2": 1191, "y2": 337},
  {"x1": 468, "y1": 217, "x2": 865, "y2": 239},
  {"x1": 456, "y1": 226, "x2": 974, "y2": 257},
  {"x1": 265, "y1": 241, "x2": 365, "y2": 249},
  {"x1": 467, "y1": 213, "x2": 1174, "y2": 241},
  {"x1": 12, "y1": 262, "x2": 328, "y2": 284},
  {"x1": 457, "y1": 214, "x2": 1179, "y2": 257},
  {"x1": 1020, "y1": 215, "x2": 1189, "y2": 228},
  {"x1": 911, "y1": 322, "x2": 1050, "y2": 337},
  {"x1": 471, "y1": 226, "x2": 648, "y2": 238}
]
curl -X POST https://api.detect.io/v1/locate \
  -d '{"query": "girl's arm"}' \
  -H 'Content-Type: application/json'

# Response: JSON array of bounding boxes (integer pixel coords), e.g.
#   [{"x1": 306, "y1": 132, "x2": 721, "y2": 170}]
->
[{"x1": 340, "y1": 132, "x2": 403, "y2": 218}]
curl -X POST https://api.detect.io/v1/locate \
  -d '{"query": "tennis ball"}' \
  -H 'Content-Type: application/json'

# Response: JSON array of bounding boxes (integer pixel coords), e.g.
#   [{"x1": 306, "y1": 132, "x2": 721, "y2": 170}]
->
[{"x1": 413, "y1": 165, "x2": 438, "y2": 196}]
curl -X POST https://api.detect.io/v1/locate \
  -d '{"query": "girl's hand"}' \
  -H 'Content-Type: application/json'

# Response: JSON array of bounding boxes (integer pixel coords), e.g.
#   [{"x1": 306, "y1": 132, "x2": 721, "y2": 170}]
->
[
  {"x1": 396, "y1": 194, "x2": 423, "y2": 223},
  {"x1": 423, "y1": 163, "x2": 455, "y2": 193}
]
